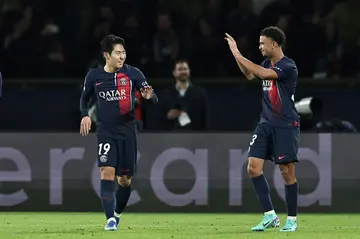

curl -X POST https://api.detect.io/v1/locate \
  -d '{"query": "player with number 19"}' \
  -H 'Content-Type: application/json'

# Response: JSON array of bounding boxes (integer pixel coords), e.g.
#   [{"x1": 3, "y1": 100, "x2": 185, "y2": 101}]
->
[
  {"x1": 225, "y1": 27, "x2": 300, "y2": 232},
  {"x1": 79, "y1": 35, "x2": 158, "y2": 231}
]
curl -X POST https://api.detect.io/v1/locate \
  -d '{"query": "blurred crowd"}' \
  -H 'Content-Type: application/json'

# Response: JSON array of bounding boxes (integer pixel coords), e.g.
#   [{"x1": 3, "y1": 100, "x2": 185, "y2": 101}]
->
[{"x1": 0, "y1": 0, "x2": 360, "y2": 79}]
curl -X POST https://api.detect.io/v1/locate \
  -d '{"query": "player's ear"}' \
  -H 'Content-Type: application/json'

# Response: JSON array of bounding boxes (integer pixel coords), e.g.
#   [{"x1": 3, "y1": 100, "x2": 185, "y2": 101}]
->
[
  {"x1": 272, "y1": 41, "x2": 278, "y2": 49},
  {"x1": 103, "y1": 52, "x2": 109, "y2": 60}
]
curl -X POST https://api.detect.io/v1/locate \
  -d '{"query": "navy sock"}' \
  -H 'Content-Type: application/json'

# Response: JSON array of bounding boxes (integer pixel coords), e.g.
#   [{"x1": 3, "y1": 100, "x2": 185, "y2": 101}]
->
[
  {"x1": 285, "y1": 181, "x2": 299, "y2": 217},
  {"x1": 115, "y1": 184, "x2": 131, "y2": 215},
  {"x1": 100, "y1": 180, "x2": 115, "y2": 220},
  {"x1": 251, "y1": 174, "x2": 274, "y2": 212}
]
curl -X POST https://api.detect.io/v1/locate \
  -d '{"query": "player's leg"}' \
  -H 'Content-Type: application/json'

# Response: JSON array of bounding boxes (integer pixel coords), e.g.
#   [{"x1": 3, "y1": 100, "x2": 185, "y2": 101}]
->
[
  {"x1": 97, "y1": 136, "x2": 117, "y2": 231},
  {"x1": 273, "y1": 127, "x2": 300, "y2": 232},
  {"x1": 248, "y1": 124, "x2": 280, "y2": 231},
  {"x1": 114, "y1": 174, "x2": 132, "y2": 225},
  {"x1": 114, "y1": 135, "x2": 137, "y2": 226},
  {"x1": 279, "y1": 163, "x2": 298, "y2": 232}
]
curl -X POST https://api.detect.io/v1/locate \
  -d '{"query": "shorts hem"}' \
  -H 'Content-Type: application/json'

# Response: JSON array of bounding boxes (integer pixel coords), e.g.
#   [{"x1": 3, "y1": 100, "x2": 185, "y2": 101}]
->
[{"x1": 275, "y1": 159, "x2": 299, "y2": 165}]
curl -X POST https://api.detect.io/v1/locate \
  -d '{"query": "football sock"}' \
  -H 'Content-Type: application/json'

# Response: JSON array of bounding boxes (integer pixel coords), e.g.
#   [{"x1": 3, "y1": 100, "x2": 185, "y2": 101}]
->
[
  {"x1": 115, "y1": 184, "x2": 131, "y2": 215},
  {"x1": 251, "y1": 174, "x2": 275, "y2": 213},
  {"x1": 285, "y1": 181, "x2": 299, "y2": 218},
  {"x1": 100, "y1": 180, "x2": 115, "y2": 220}
]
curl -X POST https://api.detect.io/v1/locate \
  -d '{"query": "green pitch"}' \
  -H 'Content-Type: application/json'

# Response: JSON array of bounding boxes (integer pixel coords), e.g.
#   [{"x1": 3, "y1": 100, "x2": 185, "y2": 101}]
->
[{"x1": 1, "y1": 213, "x2": 359, "y2": 238}]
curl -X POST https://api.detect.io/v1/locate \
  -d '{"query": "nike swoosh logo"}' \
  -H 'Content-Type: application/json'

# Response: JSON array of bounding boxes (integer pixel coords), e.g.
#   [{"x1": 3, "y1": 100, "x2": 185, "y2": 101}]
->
[
  {"x1": 95, "y1": 82, "x2": 103, "y2": 86},
  {"x1": 278, "y1": 156, "x2": 286, "y2": 160},
  {"x1": 262, "y1": 221, "x2": 271, "y2": 227}
]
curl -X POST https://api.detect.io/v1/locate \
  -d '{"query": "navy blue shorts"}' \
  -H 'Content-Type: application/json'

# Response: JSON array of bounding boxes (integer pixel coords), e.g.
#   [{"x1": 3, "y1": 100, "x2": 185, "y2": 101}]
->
[
  {"x1": 248, "y1": 123, "x2": 299, "y2": 164},
  {"x1": 97, "y1": 134, "x2": 137, "y2": 176}
]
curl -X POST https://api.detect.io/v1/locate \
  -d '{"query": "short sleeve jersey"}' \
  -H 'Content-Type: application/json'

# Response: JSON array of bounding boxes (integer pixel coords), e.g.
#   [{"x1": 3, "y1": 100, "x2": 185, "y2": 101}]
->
[{"x1": 259, "y1": 57, "x2": 300, "y2": 127}]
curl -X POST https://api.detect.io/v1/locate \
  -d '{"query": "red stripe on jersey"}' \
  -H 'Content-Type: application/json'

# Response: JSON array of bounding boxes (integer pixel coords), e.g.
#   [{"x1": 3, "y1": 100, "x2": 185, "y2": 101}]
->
[
  {"x1": 135, "y1": 91, "x2": 142, "y2": 120},
  {"x1": 116, "y1": 73, "x2": 132, "y2": 115},
  {"x1": 269, "y1": 80, "x2": 281, "y2": 114}
]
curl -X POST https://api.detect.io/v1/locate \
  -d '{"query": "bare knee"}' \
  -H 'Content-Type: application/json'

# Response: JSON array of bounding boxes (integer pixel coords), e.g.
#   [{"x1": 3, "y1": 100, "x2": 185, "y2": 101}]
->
[
  {"x1": 279, "y1": 163, "x2": 296, "y2": 185},
  {"x1": 100, "y1": 167, "x2": 115, "y2": 181},
  {"x1": 117, "y1": 175, "x2": 132, "y2": 187},
  {"x1": 247, "y1": 157, "x2": 264, "y2": 177}
]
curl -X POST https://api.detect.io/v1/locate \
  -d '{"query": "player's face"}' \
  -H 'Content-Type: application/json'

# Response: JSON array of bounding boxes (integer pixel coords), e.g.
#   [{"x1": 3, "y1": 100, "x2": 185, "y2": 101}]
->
[
  {"x1": 259, "y1": 36, "x2": 276, "y2": 58},
  {"x1": 173, "y1": 62, "x2": 190, "y2": 81},
  {"x1": 105, "y1": 44, "x2": 126, "y2": 68}
]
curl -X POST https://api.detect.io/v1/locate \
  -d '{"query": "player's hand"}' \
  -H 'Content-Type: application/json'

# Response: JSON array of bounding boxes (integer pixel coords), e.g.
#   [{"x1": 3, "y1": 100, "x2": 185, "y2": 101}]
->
[
  {"x1": 80, "y1": 116, "x2": 92, "y2": 136},
  {"x1": 140, "y1": 86, "x2": 153, "y2": 99},
  {"x1": 167, "y1": 109, "x2": 182, "y2": 120},
  {"x1": 224, "y1": 33, "x2": 239, "y2": 54}
]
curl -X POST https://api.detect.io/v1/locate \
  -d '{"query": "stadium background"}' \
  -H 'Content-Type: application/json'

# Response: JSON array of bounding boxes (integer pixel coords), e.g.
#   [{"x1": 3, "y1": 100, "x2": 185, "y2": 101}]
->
[{"x1": 0, "y1": 0, "x2": 359, "y2": 214}]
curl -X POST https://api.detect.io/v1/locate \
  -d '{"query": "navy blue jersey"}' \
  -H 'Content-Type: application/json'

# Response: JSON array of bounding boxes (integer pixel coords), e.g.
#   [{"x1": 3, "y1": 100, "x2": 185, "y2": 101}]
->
[
  {"x1": 259, "y1": 57, "x2": 299, "y2": 127},
  {"x1": 80, "y1": 64, "x2": 157, "y2": 138}
]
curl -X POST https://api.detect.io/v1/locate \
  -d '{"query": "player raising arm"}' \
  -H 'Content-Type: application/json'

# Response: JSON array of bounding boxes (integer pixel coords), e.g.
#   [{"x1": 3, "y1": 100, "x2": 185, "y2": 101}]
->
[
  {"x1": 225, "y1": 27, "x2": 300, "y2": 232},
  {"x1": 225, "y1": 32, "x2": 286, "y2": 81},
  {"x1": 79, "y1": 35, "x2": 158, "y2": 232}
]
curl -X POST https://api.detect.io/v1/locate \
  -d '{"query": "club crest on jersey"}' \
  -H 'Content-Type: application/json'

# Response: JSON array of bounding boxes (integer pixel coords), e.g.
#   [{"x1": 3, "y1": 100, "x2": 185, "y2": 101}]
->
[
  {"x1": 119, "y1": 78, "x2": 127, "y2": 85},
  {"x1": 100, "y1": 155, "x2": 108, "y2": 163}
]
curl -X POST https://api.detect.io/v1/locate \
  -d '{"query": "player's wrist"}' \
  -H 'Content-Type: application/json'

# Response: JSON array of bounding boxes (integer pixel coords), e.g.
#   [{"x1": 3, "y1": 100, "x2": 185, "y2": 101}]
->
[{"x1": 234, "y1": 50, "x2": 242, "y2": 59}]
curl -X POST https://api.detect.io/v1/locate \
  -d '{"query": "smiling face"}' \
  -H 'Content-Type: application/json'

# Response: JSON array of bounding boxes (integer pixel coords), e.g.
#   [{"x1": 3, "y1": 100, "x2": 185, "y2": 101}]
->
[
  {"x1": 104, "y1": 44, "x2": 126, "y2": 69},
  {"x1": 259, "y1": 35, "x2": 278, "y2": 59}
]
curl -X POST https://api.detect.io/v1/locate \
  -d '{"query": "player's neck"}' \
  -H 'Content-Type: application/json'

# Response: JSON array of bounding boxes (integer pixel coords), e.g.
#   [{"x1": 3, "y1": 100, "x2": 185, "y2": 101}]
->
[
  {"x1": 269, "y1": 51, "x2": 285, "y2": 66},
  {"x1": 104, "y1": 64, "x2": 123, "y2": 73}
]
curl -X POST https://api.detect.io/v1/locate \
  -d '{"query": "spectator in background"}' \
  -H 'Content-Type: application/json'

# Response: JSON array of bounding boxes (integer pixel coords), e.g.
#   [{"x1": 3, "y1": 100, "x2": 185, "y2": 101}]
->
[
  {"x1": 192, "y1": 17, "x2": 223, "y2": 77},
  {"x1": 313, "y1": 21, "x2": 343, "y2": 79},
  {"x1": 153, "y1": 12, "x2": 179, "y2": 76},
  {"x1": 86, "y1": 5, "x2": 115, "y2": 68},
  {"x1": 160, "y1": 60, "x2": 209, "y2": 131},
  {"x1": 121, "y1": 14, "x2": 151, "y2": 69},
  {"x1": 227, "y1": 0, "x2": 257, "y2": 37},
  {"x1": 2, "y1": 6, "x2": 39, "y2": 77},
  {"x1": 40, "y1": 18, "x2": 67, "y2": 77}
]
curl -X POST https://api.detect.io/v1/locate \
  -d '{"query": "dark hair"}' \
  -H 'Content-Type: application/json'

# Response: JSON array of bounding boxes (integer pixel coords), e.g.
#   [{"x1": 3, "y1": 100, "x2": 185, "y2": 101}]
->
[
  {"x1": 260, "y1": 26, "x2": 286, "y2": 46},
  {"x1": 173, "y1": 59, "x2": 190, "y2": 70},
  {"x1": 100, "y1": 34, "x2": 125, "y2": 54}
]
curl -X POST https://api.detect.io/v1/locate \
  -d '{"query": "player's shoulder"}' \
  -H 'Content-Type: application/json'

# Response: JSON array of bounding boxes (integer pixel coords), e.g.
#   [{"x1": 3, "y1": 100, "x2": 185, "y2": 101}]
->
[
  {"x1": 280, "y1": 57, "x2": 297, "y2": 69},
  {"x1": 87, "y1": 67, "x2": 104, "y2": 76},
  {"x1": 125, "y1": 64, "x2": 145, "y2": 78},
  {"x1": 125, "y1": 64, "x2": 142, "y2": 73},
  {"x1": 85, "y1": 67, "x2": 103, "y2": 81}
]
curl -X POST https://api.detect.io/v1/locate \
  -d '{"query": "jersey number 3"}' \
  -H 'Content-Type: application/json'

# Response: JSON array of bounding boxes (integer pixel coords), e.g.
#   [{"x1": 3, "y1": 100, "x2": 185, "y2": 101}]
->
[{"x1": 250, "y1": 134, "x2": 257, "y2": 146}]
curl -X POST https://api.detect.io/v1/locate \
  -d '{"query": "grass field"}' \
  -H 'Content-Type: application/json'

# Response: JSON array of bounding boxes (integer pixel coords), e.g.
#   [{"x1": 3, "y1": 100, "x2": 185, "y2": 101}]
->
[{"x1": 1, "y1": 213, "x2": 359, "y2": 238}]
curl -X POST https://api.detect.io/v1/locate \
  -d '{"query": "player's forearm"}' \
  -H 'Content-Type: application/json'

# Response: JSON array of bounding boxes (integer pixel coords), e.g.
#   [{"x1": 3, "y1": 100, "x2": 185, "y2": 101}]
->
[
  {"x1": 79, "y1": 95, "x2": 90, "y2": 117},
  {"x1": 234, "y1": 52, "x2": 269, "y2": 79},
  {"x1": 232, "y1": 51, "x2": 255, "y2": 80}
]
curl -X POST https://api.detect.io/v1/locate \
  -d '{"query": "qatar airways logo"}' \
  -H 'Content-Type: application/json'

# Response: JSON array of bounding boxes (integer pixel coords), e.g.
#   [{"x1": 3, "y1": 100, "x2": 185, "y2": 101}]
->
[
  {"x1": 99, "y1": 89, "x2": 127, "y2": 101},
  {"x1": 262, "y1": 80, "x2": 274, "y2": 91}
]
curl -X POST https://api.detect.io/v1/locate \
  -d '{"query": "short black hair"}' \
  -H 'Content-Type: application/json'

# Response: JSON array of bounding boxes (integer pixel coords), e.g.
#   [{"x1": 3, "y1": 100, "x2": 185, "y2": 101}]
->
[
  {"x1": 173, "y1": 59, "x2": 190, "y2": 70},
  {"x1": 260, "y1": 26, "x2": 286, "y2": 46},
  {"x1": 100, "y1": 34, "x2": 125, "y2": 54}
]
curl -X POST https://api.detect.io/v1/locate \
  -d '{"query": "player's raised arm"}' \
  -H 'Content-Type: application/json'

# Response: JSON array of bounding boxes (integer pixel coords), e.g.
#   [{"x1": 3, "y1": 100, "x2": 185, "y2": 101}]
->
[
  {"x1": 79, "y1": 70, "x2": 95, "y2": 136},
  {"x1": 225, "y1": 33, "x2": 278, "y2": 80},
  {"x1": 133, "y1": 67, "x2": 158, "y2": 104},
  {"x1": 224, "y1": 34, "x2": 256, "y2": 80}
]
